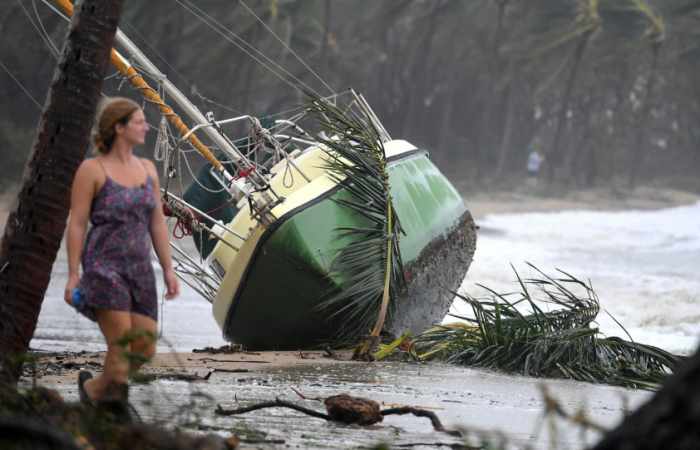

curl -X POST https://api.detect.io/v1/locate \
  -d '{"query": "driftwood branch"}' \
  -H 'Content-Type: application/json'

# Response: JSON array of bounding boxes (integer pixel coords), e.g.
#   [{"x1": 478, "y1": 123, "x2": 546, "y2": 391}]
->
[
  {"x1": 290, "y1": 386, "x2": 323, "y2": 402},
  {"x1": 215, "y1": 395, "x2": 461, "y2": 436},
  {"x1": 215, "y1": 398, "x2": 331, "y2": 421},
  {"x1": 381, "y1": 407, "x2": 462, "y2": 437},
  {"x1": 190, "y1": 358, "x2": 270, "y2": 364}
]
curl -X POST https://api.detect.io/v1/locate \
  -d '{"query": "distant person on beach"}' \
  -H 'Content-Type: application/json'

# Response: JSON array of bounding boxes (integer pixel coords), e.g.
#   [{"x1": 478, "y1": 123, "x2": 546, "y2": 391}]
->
[
  {"x1": 526, "y1": 146, "x2": 544, "y2": 186},
  {"x1": 64, "y1": 97, "x2": 179, "y2": 408}
]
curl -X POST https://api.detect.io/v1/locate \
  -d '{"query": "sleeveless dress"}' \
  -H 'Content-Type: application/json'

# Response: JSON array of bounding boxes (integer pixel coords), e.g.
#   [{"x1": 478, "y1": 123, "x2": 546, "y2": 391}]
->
[{"x1": 78, "y1": 161, "x2": 158, "y2": 321}]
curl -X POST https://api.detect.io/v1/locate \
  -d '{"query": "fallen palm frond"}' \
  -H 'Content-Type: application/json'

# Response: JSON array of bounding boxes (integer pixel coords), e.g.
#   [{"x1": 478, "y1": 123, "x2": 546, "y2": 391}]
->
[
  {"x1": 411, "y1": 264, "x2": 683, "y2": 390},
  {"x1": 306, "y1": 96, "x2": 405, "y2": 352}
]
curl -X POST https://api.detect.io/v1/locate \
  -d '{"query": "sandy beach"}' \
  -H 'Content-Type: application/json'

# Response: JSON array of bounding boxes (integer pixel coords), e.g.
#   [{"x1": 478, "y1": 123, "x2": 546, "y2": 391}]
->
[
  {"x1": 465, "y1": 186, "x2": 700, "y2": 219},
  {"x1": 6, "y1": 185, "x2": 698, "y2": 448},
  {"x1": 22, "y1": 348, "x2": 356, "y2": 388},
  {"x1": 19, "y1": 347, "x2": 651, "y2": 450}
]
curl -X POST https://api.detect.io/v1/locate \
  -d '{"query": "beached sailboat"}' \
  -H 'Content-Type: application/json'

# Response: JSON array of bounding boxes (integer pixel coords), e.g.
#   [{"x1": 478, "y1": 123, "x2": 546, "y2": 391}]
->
[{"x1": 51, "y1": 0, "x2": 476, "y2": 349}]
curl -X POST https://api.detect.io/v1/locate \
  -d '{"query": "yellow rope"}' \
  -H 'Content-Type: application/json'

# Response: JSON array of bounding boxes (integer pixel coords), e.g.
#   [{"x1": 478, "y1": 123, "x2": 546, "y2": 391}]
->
[{"x1": 53, "y1": 0, "x2": 224, "y2": 172}]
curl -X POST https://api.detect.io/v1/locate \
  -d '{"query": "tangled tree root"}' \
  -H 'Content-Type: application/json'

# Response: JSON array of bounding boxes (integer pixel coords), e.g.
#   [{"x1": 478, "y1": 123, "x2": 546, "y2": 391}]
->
[{"x1": 215, "y1": 393, "x2": 462, "y2": 437}]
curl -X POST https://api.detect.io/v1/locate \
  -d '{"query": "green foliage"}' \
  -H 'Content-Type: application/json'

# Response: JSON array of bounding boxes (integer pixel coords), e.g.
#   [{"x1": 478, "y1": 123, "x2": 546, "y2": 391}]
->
[
  {"x1": 3, "y1": 0, "x2": 700, "y2": 190},
  {"x1": 412, "y1": 264, "x2": 683, "y2": 390},
  {"x1": 306, "y1": 96, "x2": 405, "y2": 342}
]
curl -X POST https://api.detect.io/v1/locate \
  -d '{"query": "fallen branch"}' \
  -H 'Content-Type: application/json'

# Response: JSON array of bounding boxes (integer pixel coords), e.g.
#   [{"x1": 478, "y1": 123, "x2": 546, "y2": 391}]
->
[
  {"x1": 290, "y1": 387, "x2": 323, "y2": 402},
  {"x1": 192, "y1": 344, "x2": 244, "y2": 354},
  {"x1": 133, "y1": 370, "x2": 213, "y2": 383},
  {"x1": 215, "y1": 394, "x2": 462, "y2": 436},
  {"x1": 215, "y1": 398, "x2": 331, "y2": 421},
  {"x1": 189, "y1": 358, "x2": 270, "y2": 364},
  {"x1": 213, "y1": 368, "x2": 249, "y2": 374},
  {"x1": 381, "y1": 407, "x2": 461, "y2": 437}
]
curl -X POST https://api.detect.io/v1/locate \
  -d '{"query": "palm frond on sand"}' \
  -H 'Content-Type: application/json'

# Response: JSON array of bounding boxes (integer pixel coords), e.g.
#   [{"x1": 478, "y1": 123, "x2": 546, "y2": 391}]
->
[{"x1": 411, "y1": 263, "x2": 683, "y2": 390}]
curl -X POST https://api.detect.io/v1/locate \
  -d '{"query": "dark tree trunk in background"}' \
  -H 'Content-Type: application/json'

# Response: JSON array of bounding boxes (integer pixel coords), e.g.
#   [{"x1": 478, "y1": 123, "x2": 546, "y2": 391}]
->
[
  {"x1": 629, "y1": 43, "x2": 661, "y2": 188},
  {"x1": 320, "y1": 0, "x2": 331, "y2": 77},
  {"x1": 400, "y1": 1, "x2": 442, "y2": 140},
  {"x1": 593, "y1": 346, "x2": 700, "y2": 450},
  {"x1": 546, "y1": 31, "x2": 592, "y2": 184},
  {"x1": 482, "y1": 0, "x2": 510, "y2": 176},
  {"x1": 0, "y1": 0, "x2": 124, "y2": 384},
  {"x1": 605, "y1": 64, "x2": 630, "y2": 184},
  {"x1": 495, "y1": 61, "x2": 516, "y2": 177}
]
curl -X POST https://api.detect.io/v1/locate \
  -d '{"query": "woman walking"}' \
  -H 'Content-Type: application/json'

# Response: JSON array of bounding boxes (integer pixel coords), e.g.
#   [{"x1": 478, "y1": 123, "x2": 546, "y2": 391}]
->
[{"x1": 64, "y1": 97, "x2": 179, "y2": 405}]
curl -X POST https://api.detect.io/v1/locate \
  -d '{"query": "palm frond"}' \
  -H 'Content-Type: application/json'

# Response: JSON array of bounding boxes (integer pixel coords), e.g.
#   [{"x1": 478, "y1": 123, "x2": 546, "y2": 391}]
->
[
  {"x1": 411, "y1": 265, "x2": 683, "y2": 390},
  {"x1": 306, "y1": 96, "x2": 405, "y2": 344}
]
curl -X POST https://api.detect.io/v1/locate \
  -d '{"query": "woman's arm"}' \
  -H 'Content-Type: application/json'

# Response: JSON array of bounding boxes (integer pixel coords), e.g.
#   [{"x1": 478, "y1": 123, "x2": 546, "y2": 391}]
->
[
  {"x1": 64, "y1": 160, "x2": 97, "y2": 304},
  {"x1": 144, "y1": 159, "x2": 179, "y2": 299}
]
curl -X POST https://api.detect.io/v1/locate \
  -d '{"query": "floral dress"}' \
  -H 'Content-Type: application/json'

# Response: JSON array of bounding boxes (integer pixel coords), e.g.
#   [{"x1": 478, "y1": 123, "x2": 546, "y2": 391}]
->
[{"x1": 78, "y1": 163, "x2": 158, "y2": 321}]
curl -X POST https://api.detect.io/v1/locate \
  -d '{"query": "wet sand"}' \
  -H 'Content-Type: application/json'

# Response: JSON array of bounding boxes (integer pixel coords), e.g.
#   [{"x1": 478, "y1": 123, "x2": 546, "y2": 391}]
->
[
  {"x1": 23, "y1": 349, "x2": 355, "y2": 387},
  {"x1": 20, "y1": 349, "x2": 650, "y2": 449}
]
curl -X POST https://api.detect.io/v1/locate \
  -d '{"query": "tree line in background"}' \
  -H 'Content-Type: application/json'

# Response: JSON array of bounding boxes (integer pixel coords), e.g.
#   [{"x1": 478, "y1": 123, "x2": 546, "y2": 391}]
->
[{"x1": 1, "y1": 0, "x2": 699, "y2": 193}]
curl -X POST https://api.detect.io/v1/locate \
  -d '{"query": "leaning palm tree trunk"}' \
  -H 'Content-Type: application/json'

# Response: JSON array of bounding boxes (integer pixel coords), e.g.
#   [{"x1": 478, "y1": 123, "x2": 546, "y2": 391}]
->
[
  {"x1": 593, "y1": 343, "x2": 700, "y2": 449},
  {"x1": 0, "y1": 0, "x2": 124, "y2": 384}
]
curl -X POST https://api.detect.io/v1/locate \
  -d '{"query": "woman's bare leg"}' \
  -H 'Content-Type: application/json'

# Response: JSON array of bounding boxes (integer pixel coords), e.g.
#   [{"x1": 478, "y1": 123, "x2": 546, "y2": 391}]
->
[
  {"x1": 128, "y1": 313, "x2": 157, "y2": 373},
  {"x1": 83, "y1": 310, "x2": 132, "y2": 401}
]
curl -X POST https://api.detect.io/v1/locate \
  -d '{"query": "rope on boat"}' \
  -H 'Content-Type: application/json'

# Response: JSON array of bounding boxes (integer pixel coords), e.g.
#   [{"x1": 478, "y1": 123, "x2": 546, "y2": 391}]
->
[{"x1": 162, "y1": 196, "x2": 200, "y2": 239}]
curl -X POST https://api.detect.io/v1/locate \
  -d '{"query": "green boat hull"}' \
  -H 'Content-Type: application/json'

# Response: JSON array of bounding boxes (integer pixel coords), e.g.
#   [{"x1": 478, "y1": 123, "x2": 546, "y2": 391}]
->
[{"x1": 223, "y1": 150, "x2": 476, "y2": 348}]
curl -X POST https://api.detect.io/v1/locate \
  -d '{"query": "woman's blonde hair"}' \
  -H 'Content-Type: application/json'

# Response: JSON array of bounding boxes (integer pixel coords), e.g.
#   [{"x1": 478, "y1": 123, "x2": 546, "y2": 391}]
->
[{"x1": 93, "y1": 97, "x2": 141, "y2": 154}]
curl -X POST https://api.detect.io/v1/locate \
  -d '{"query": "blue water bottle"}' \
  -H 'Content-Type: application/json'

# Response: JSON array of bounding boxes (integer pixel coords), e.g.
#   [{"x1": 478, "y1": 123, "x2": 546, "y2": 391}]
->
[{"x1": 71, "y1": 287, "x2": 85, "y2": 310}]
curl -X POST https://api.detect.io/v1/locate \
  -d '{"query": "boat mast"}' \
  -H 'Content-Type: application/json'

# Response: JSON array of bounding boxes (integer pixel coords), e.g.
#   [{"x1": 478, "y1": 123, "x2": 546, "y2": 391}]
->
[
  {"x1": 49, "y1": 0, "x2": 262, "y2": 200},
  {"x1": 114, "y1": 28, "x2": 245, "y2": 163}
]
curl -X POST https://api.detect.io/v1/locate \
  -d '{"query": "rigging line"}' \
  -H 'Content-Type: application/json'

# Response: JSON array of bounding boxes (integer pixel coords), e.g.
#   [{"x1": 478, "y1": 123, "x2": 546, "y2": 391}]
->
[
  {"x1": 180, "y1": 148, "x2": 227, "y2": 194},
  {"x1": 0, "y1": 58, "x2": 43, "y2": 110},
  {"x1": 260, "y1": 89, "x2": 350, "y2": 120},
  {"x1": 40, "y1": 0, "x2": 244, "y2": 117},
  {"x1": 176, "y1": 0, "x2": 313, "y2": 92},
  {"x1": 238, "y1": 0, "x2": 336, "y2": 96},
  {"x1": 32, "y1": 0, "x2": 60, "y2": 57},
  {"x1": 17, "y1": 0, "x2": 59, "y2": 60},
  {"x1": 174, "y1": 0, "x2": 323, "y2": 98},
  {"x1": 39, "y1": 0, "x2": 69, "y2": 23},
  {"x1": 174, "y1": 0, "x2": 317, "y2": 96},
  {"x1": 193, "y1": 90, "x2": 245, "y2": 116},
  {"x1": 121, "y1": 21, "x2": 245, "y2": 116},
  {"x1": 121, "y1": 21, "x2": 191, "y2": 88}
]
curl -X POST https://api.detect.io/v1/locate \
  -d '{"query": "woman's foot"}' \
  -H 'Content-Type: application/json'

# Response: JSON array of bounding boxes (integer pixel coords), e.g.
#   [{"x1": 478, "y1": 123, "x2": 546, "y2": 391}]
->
[
  {"x1": 77, "y1": 370, "x2": 94, "y2": 405},
  {"x1": 99, "y1": 382, "x2": 133, "y2": 423}
]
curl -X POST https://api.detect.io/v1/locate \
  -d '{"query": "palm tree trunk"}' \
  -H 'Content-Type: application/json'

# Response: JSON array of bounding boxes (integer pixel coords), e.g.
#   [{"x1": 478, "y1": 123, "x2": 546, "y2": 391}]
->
[
  {"x1": 593, "y1": 344, "x2": 700, "y2": 450},
  {"x1": 0, "y1": 0, "x2": 124, "y2": 384},
  {"x1": 629, "y1": 43, "x2": 661, "y2": 188},
  {"x1": 546, "y1": 31, "x2": 592, "y2": 184}
]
